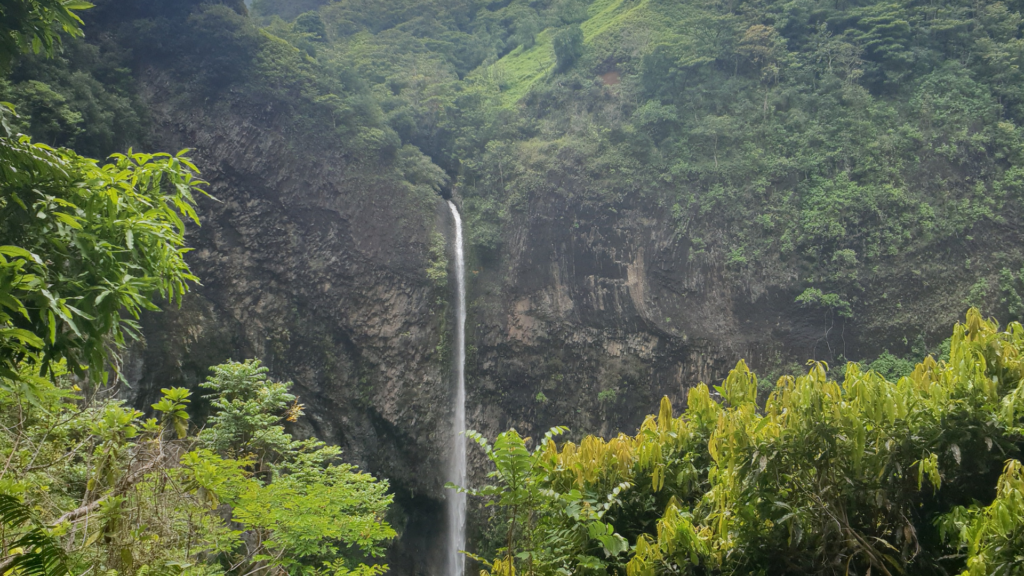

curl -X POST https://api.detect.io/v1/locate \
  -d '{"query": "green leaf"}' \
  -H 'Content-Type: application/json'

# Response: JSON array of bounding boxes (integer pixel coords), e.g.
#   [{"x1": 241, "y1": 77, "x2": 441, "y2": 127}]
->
[{"x1": 0, "y1": 246, "x2": 42, "y2": 264}]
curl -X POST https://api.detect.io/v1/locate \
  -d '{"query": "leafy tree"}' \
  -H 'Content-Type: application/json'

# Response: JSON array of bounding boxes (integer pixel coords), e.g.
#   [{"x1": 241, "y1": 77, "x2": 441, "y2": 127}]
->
[
  {"x1": 198, "y1": 360, "x2": 303, "y2": 469},
  {"x1": 0, "y1": 4, "x2": 395, "y2": 576},
  {"x1": 6, "y1": 79, "x2": 81, "y2": 145},
  {"x1": 0, "y1": 135, "x2": 207, "y2": 385},
  {"x1": 940, "y1": 459, "x2": 1024, "y2": 574},
  {"x1": 552, "y1": 24, "x2": 583, "y2": 73},
  {"x1": 0, "y1": 0, "x2": 207, "y2": 388},
  {"x1": 554, "y1": 0, "x2": 587, "y2": 25},
  {"x1": 4, "y1": 39, "x2": 148, "y2": 157},
  {"x1": 0, "y1": 0, "x2": 91, "y2": 71},
  {"x1": 795, "y1": 287, "x2": 853, "y2": 318},
  {"x1": 295, "y1": 11, "x2": 328, "y2": 42},
  {"x1": 866, "y1": 350, "x2": 916, "y2": 380},
  {"x1": 194, "y1": 360, "x2": 396, "y2": 576},
  {"x1": 185, "y1": 4, "x2": 261, "y2": 90},
  {"x1": 0, "y1": 359, "x2": 395, "y2": 576}
]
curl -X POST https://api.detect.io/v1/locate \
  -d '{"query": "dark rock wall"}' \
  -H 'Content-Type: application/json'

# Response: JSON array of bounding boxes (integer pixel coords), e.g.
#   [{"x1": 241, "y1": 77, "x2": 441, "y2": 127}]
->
[
  {"x1": 121, "y1": 70, "x2": 455, "y2": 572},
  {"x1": 463, "y1": 190, "x2": 799, "y2": 444}
]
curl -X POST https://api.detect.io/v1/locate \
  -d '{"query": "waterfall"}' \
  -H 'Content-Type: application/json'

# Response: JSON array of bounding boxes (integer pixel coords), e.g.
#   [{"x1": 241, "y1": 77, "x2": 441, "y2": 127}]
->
[{"x1": 445, "y1": 200, "x2": 467, "y2": 576}]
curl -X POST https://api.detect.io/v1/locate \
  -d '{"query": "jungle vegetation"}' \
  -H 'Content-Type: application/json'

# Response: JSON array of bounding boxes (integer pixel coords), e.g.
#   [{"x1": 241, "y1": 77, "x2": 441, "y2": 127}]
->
[
  {"x1": 460, "y1": 310, "x2": 1024, "y2": 575},
  {"x1": 6, "y1": 1, "x2": 1024, "y2": 575},
  {"x1": 0, "y1": 4, "x2": 395, "y2": 576},
  {"x1": 243, "y1": 0, "x2": 1024, "y2": 343},
  {"x1": 10, "y1": 0, "x2": 1024, "y2": 334}
]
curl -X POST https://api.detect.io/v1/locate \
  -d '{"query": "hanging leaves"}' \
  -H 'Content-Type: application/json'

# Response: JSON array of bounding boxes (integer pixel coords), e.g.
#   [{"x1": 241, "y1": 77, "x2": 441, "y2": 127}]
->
[{"x1": 0, "y1": 135, "x2": 208, "y2": 385}]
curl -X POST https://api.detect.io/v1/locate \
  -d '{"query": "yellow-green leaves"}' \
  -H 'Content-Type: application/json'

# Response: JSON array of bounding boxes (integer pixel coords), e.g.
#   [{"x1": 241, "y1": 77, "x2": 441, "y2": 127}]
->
[
  {"x1": 716, "y1": 359, "x2": 758, "y2": 407},
  {"x1": 473, "y1": 310, "x2": 1024, "y2": 575},
  {"x1": 942, "y1": 459, "x2": 1024, "y2": 575},
  {"x1": 151, "y1": 388, "x2": 191, "y2": 439},
  {"x1": 917, "y1": 453, "x2": 941, "y2": 491}
]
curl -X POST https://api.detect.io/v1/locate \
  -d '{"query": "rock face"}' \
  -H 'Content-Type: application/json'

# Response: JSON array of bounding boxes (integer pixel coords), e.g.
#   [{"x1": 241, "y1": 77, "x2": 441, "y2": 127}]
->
[
  {"x1": 121, "y1": 68, "x2": 457, "y2": 572},
  {"x1": 459, "y1": 183, "x2": 1020, "y2": 448}
]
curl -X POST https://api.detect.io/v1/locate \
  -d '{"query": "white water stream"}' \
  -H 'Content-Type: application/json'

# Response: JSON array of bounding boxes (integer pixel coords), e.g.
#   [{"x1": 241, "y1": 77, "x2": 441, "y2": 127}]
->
[{"x1": 445, "y1": 200, "x2": 467, "y2": 576}]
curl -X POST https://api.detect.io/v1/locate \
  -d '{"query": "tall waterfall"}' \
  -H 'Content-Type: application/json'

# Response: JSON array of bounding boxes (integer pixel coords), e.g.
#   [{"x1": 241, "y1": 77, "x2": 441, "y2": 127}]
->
[{"x1": 445, "y1": 200, "x2": 467, "y2": 576}]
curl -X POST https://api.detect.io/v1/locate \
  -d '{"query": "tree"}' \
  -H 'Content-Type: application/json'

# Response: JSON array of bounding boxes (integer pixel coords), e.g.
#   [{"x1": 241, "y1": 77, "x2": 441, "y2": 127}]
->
[
  {"x1": 198, "y1": 360, "x2": 302, "y2": 468},
  {"x1": 0, "y1": 135, "x2": 207, "y2": 385},
  {"x1": 0, "y1": 360, "x2": 395, "y2": 576},
  {"x1": 195, "y1": 360, "x2": 396, "y2": 576},
  {"x1": 7, "y1": 80, "x2": 82, "y2": 145},
  {"x1": 294, "y1": 11, "x2": 327, "y2": 42},
  {"x1": 0, "y1": 0, "x2": 91, "y2": 71},
  {"x1": 940, "y1": 459, "x2": 1024, "y2": 573},
  {"x1": 0, "y1": 0, "x2": 208, "y2": 387},
  {"x1": 552, "y1": 24, "x2": 583, "y2": 73}
]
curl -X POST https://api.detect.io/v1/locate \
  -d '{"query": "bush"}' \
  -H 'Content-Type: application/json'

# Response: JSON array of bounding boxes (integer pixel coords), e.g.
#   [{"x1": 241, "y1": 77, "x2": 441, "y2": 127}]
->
[
  {"x1": 461, "y1": 310, "x2": 1024, "y2": 576},
  {"x1": 294, "y1": 11, "x2": 327, "y2": 42}
]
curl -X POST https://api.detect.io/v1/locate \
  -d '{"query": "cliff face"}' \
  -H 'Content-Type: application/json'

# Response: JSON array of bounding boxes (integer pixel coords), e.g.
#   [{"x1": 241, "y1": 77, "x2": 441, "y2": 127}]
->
[
  {"x1": 464, "y1": 195, "x2": 786, "y2": 441},
  {"x1": 461, "y1": 178, "x2": 1023, "y2": 449},
  {"x1": 120, "y1": 67, "x2": 458, "y2": 571}
]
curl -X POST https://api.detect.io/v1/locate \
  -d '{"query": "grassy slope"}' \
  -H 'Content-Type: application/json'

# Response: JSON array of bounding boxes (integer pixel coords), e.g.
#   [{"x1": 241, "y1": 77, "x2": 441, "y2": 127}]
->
[
  {"x1": 471, "y1": 0, "x2": 646, "y2": 107},
  {"x1": 475, "y1": 0, "x2": 703, "y2": 107}
]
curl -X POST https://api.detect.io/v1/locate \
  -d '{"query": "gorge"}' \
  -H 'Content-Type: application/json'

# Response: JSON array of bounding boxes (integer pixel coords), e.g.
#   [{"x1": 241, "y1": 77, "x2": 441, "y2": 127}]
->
[{"x1": 3, "y1": 0, "x2": 1024, "y2": 574}]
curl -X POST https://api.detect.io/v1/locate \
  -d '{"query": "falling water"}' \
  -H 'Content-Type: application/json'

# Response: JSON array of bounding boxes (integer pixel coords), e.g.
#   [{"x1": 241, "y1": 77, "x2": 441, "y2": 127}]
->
[{"x1": 445, "y1": 200, "x2": 467, "y2": 576}]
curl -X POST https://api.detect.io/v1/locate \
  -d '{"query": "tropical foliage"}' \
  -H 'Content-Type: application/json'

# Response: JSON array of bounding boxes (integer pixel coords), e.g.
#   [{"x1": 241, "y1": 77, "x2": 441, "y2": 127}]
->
[
  {"x1": 461, "y1": 309, "x2": 1024, "y2": 575},
  {"x1": 0, "y1": 0, "x2": 209, "y2": 389},
  {"x1": 0, "y1": 360, "x2": 395, "y2": 576},
  {"x1": 1, "y1": 7, "x2": 395, "y2": 576},
  {"x1": 0, "y1": 135, "x2": 207, "y2": 385},
  {"x1": 0, "y1": 0, "x2": 91, "y2": 71},
  {"x1": 238, "y1": 0, "x2": 1024, "y2": 340},
  {"x1": 14, "y1": 0, "x2": 1024, "y2": 334}
]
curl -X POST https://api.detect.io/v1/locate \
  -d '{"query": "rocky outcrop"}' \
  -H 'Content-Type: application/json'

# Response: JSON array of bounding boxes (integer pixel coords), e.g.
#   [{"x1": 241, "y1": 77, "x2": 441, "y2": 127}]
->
[
  {"x1": 459, "y1": 175, "x2": 1024, "y2": 470},
  {"x1": 463, "y1": 192, "x2": 795, "y2": 443}
]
